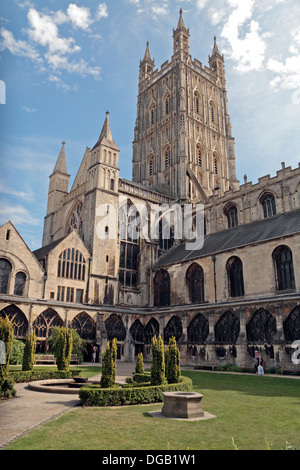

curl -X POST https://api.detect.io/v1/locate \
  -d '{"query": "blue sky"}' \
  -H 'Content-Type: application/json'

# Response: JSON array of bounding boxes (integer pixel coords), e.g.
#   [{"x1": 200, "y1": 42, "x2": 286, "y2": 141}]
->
[{"x1": 0, "y1": 0, "x2": 299, "y2": 250}]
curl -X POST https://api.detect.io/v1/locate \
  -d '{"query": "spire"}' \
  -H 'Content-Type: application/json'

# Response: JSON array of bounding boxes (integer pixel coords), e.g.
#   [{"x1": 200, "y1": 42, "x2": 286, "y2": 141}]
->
[
  {"x1": 92, "y1": 111, "x2": 119, "y2": 151},
  {"x1": 176, "y1": 8, "x2": 187, "y2": 31},
  {"x1": 143, "y1": 41, "x2": 153, "y2": 63},
  {"x1": 53, "y1": 141, "x2": 68, "y2": 174},
  {"x1": 212, "y1": 36, "x2": 220, "y2": 56}
]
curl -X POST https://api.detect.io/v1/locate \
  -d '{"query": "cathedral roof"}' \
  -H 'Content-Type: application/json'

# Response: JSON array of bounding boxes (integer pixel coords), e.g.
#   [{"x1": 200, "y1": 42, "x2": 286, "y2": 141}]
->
[{"x1": 155, "y1": 209, "x2": 300, "y2": 267}]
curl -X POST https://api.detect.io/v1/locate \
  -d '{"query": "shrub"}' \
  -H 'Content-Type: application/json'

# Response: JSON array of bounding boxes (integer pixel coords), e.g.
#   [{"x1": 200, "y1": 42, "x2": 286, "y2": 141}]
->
[
  {"x1": 22, "y1": 332, "x2": 36, "y2": 371},
  {"x1": 151, "y1": 335, "x2": 165, "y2": 386},
  {"x1": 49, "y1": 327, "x2": 86, "y2": 363},
  {"x1": 0, "y1": 376, "x2": 16, "y2": 399},
  {"x1": 133, "y1": 372, "x2": 151, "y2": 383},
  {"x1": 100, "y1": 339, "x2": 117, "y2": 388},
  {"x1": 79, "y1": 376, "x2": 193, "y2": 407},
  {"x1": 10, "y1": 338, "x2": 25, "y2": 365},
  {"x1": 135, "y1": 352, "x2": 144, "y2": 374},
  {"x1": 0, "y1": 317, "x2": 13, "y2": 379},
  {"x1": 9, "y1": 369, "x2": 80, "y2": 383},
  {"x1": 56, "y1": 327, "x2": 73, "y2": 371},
  {"x1": 165, "y1": 336, "x2": 181, "y2": 384}
]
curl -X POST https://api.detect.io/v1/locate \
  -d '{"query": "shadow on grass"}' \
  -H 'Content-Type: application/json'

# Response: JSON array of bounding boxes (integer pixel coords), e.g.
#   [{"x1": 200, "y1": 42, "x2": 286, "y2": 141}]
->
[{"x1": 182, "y1": 371, "x2": 300, "y2": 400}]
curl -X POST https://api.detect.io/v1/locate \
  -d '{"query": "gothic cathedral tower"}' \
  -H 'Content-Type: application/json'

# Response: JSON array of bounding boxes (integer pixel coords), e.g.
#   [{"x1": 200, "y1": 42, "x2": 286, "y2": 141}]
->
[{"x1": 132, "y1": 10, "x2": 239, "y2": 203}]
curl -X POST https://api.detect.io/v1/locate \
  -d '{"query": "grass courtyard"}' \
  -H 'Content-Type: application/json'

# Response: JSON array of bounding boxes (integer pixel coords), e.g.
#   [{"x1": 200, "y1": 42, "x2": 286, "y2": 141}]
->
[{"x1": 4, "y1": 368, "x2": 300, "y2": 450}]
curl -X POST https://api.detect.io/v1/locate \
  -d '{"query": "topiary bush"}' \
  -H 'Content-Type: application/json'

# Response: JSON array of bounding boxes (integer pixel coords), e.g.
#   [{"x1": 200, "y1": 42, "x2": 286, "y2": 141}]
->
[
  {"x1": 150, "y1": 335, "x2": 166, "y2": 386},
  {"x1": 22, "y1": 332, "x2": 36, "y2": 371},
  {"x1": 56, "y1": 327, "x2": 73, "y2": 371},
  {"x1": 165, "y1": 336, "x2": 181, "y2": 384},
  {"x1": 135, "y1": 352, "x2": 144, "y2": 374}
]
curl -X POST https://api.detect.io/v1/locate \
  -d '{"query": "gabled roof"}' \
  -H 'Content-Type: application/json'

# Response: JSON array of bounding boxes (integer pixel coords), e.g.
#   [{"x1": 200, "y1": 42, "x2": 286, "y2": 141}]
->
[
  {"x1": 156, "y1": 209, "x2": 300, "y2": 267},
  {"x1": 33, "y1": 237, "x2": 66, "y2": 261}
]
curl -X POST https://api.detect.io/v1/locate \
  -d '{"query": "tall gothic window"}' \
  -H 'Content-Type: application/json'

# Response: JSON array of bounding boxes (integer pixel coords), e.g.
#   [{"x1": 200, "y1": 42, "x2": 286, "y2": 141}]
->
[
  {"x1": 227, "y1": 256, "x2": 245, "y2": 298},
  {"x1": 186, "y1": 263, "x2": 204, "y2": 304},
  {"x1": 165, "y1": 94, "x2": 170, "y2": 115},
  {"x1": 119, "y1": 202, "x2": 140, "y2": 288},
  {"x1": 273, "y1": 245, "x2": 295, "y2": 291},
  {"x1": 57, "y1": 249, "x2": 86, "y2": 281},
  {"x1": 224, "y1": 204, "x2": 238, "y2": 229},
  {"x1": 154, "y1": 269, "x2": 170, "y2": 307},
  {"x1": 164, "y1": 148, "x2": 170, "y2": 169},
  {"x1": 197, "y1": 146, "x2": 202, "y2": 167},
  {"x1": 0, "y1": 258, "x2": 12, "y2": 294},
  {"x1": 194, "y1": 93, "x2": 200, "y2": 114},
  {"x1": 260, "y1": 192, "x2": 276, "y2": 219},
  {"x1": 14, "y1": 272, "x2": 26, "y2": 296},
  {"x1": 149, "y1": 156, "x2": 154, "y2": 177}
]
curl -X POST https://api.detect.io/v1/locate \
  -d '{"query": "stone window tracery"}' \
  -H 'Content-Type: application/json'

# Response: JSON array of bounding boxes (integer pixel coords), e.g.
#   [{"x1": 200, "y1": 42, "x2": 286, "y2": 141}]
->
[{"x1": 273, "y1": 245, "x2": 295, "y2": 291}]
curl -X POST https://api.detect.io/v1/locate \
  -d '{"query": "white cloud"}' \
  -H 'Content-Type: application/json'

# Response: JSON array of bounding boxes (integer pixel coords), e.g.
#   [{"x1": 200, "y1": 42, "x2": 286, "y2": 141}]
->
[
  {"x1": 220, "y1": 0, "x2": 267, "y2": 72},
  {"x1": 0, "y1": 27, "x2": 41, "y2": 62},
  {"x1": 267, "y1": 26, "x2": 300, "y2": 91},
  {"x1": 27, "y1": 8, "x2": 81, "y2": 55},
  {"x1": 67, "y1": 4, "x2": 93, "y2": 30},
  {"x1": 96, "y1": 3, "x2": 109, "y2": 20}
]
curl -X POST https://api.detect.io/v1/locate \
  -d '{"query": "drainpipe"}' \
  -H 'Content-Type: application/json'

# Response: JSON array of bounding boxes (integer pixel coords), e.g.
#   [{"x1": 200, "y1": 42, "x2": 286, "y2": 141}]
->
[{"x1": 212, "y1": 255, "x2": 217, "y2": 303}]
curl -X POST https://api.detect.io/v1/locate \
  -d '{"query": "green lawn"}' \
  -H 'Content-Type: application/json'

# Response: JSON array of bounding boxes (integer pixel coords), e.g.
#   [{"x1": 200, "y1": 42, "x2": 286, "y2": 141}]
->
[{"x1": 4, "y1": 371, "x2": 300, "y2": 450}]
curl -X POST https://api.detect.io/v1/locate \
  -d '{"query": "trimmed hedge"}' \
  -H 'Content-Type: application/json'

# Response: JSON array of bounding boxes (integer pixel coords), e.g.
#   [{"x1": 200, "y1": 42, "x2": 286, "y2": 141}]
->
[
  {"x1": 9, "y1": 369, "x2": 81, "y2": 383},
  {"x1": 133, "y1": 372, "x2": 151, "y2": 383},
  {"x1": 79, "y1": 375, "x2": 193, "y2": 407}
]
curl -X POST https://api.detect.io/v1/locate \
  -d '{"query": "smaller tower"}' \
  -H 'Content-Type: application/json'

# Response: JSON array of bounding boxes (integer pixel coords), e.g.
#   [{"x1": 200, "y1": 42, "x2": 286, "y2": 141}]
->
[
  {"x1": 43, "y1": 142, "x2": 70, "y2": 246},
  {"x1": 139, "y1": 41, "x2": 155, "y2": 83},
  {"x1": 209, "y1": 36, "x2": 226, "y2": 89},
  {"x1": 172, "y1": 8, "x2": 190, "y2": 62}
]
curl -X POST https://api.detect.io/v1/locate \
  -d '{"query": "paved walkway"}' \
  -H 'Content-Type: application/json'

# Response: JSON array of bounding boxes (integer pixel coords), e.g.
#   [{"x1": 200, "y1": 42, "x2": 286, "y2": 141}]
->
[{"x1": 0, "y1": 362, "x2": 136, "y2": 449}]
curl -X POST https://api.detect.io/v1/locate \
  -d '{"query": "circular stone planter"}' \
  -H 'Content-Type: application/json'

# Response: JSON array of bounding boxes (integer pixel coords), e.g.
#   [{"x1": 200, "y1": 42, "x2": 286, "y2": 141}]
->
[
  {"x1": 28, "y1": 379, "x2": 91, "y2": 394},
  {"x1": 162, "y1": 391, "x2": 205, "y2": 419}
]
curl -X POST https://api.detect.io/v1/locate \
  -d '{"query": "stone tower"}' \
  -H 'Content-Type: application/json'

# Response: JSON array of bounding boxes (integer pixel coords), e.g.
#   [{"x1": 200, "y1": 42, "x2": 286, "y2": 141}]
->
[
  {"x1": 43, "y1": 142, "x2": 70, "y2": 246},
  {"x1": 132, "y1": 9, "x2": 239, "y2": 203},
  {"x1": 83, "y1": 111, "x2": 120, "y2": 305}
]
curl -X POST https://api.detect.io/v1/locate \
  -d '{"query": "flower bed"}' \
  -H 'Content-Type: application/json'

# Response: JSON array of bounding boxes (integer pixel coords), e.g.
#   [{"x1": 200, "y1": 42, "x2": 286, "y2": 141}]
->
[{"x1": 79, "y1": 375, "x2": 193, "y2": 407}]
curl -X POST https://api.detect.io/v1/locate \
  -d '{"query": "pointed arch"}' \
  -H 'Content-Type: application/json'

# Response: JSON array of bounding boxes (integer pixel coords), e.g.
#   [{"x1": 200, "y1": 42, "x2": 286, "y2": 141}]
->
[
  {"x1": 272, "y1": 245, "x2": 295, "y2": 291},
  {"x1": 154, "y1": 269, "x2": 170, "y2": 307},
  {"x1": 145, "y1": 318, "x2": 159, "y2": 344},
  {"x1": 246, "y1": 309, "x2": 276, "y2": 343},
  {"x1": 164, "y1": 316, "x2": 183, "y2": 344},
  {"x1": 186, "y1": 263, "x2": 204, "y2": 304},
  {"x1": 71, "y1": 312, "x2": 96, "y2": 341},
  {"x1": 33, "y1": 308, "x2": 63, "y2": 339},
  {"x1": 226, "y1": 256, "x2": 245, "y2": 298},
  {"x1": 215, "y1": 311, "x2": 240, "y2": 344},
  {"x1": 0, "y1": 258, "x2": 12, "y2": 294},
  {"x1": 187, "y1": 313, "x2": 209, "y2": 344},
  {"x1": 0, "y1": 304, "x2": 28, "y2": 338},
  {"x1": 284, "y1": 306, "x2": 300, "y2": 342},
  {"x1": 105, "y1": 314, "x2": 126, "y2": 342},
  {"x1": 130, "y1": 319, "x2": 145, "y2": 343}
]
